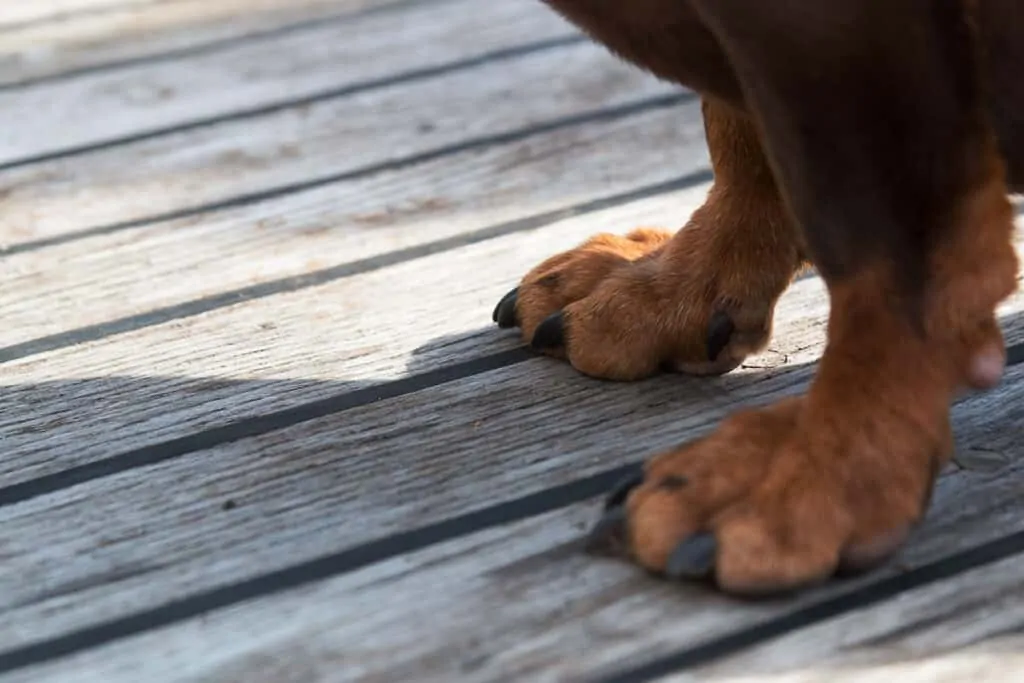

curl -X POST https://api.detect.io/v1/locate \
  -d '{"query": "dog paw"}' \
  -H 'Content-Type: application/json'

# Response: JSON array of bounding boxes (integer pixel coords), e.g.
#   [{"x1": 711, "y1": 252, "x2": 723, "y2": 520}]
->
[
  {"x1": 586, "y1": 394, "x2": 947, "y2": 596},
  {"x1": 492, "y1": 225, "x2": 789, "y2": 381}
]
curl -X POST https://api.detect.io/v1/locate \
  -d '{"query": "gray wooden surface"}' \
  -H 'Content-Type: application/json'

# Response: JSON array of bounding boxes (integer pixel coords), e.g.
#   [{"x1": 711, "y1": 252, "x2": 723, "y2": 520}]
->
[{"x1": 1, "y1": 1, "x2": 1022, "y2": 681}]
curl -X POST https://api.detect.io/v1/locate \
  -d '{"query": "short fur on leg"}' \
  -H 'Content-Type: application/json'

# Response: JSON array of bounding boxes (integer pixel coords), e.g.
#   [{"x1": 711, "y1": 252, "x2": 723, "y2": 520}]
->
[
  {"x1": 497, "y1": 98, "x2": 804, "y2": 380},
  {"x1": 533, "y1": 0, "x2": 1020, "y2": 594}
]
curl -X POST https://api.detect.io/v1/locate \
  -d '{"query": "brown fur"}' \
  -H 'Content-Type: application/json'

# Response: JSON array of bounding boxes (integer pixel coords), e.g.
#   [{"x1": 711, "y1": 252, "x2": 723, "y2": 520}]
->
[
  {"x1": 514, "y1": 99, "x2": 804, "y2": 379},
  {"x1": 494, "y1": 0, "x2": 1022, "y2": 594}
]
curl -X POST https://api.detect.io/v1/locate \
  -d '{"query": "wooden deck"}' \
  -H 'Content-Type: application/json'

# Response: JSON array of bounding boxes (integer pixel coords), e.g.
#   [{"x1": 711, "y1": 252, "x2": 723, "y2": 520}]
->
[{"x1": 1, "y1": 1, "x2": 1023, "y2": 681}]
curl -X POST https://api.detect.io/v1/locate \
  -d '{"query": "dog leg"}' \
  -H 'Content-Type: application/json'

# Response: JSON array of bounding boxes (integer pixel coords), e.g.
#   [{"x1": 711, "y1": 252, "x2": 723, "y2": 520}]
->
[
  {"x1": 590, "y1": 0, "x2": 1019, "y2": 594},
  {"x1": 494, "y1": 96, "x2": 804, "y2": 380}
]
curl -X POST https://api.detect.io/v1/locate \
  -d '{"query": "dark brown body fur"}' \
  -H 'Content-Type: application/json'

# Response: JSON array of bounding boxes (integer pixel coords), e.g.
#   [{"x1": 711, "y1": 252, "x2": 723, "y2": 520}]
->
[
  {"x1": 546, "y1": 0, "x2": 1024, "y2": 190},
  {"x1": 491, "y1": 0, "x2": 1023, "y2": 594}
]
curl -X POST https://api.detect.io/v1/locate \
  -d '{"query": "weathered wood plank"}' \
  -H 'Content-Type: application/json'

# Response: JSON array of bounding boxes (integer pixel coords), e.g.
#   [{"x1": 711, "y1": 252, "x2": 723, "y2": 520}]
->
[
  {"x1": 686, "y1": 559, "x2": 1024, "y2": 682},
  {"x1": 341, "y1": 375, "x2": 1024, "y2": 683},
  {"x1": 1, "y1": 364, "x2": 1022, "y2": 682},
  {"x1": 0, "y1": 0, "x2": 156, "y2": 28},
  {"x1": 0, "y1": 0, "x2": 578, "y2": 165},
  {"x1": 0, "y1": 35, "x2": 671, "y2": 248},
  {"x1": 0, "y1": 274, "x2": 1015, "y2": 655},
  {"x1": 0, "y1": 102, "x2": 707, "y2": 349},
  {"x1": 0, "y1": 271, "x2": 838, "y2": 652},
  {"x1": 0, "y1": 183, "x2": 719, "y2": 484},
  {"x1": 0, "y1": 1, "x2": 398, "y2": 87},
  {"x1": 3, "y1": 202, "x2": 1020, "y2": 486}
]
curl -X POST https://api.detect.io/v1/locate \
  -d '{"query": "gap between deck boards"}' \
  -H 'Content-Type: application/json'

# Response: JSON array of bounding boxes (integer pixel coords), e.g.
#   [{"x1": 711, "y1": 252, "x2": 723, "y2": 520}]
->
[
  {"x1": 0, "y1": 0, "x2": 580, "y2": 172},
  {"x1": 0, "y1": 33, "x2": 587, "y2": 175},
  {"x1": 0, "y1": 0, "x2": 447, "y2": 91},
  {"x1": 592, "y1": 529, "x2": 1024, "y2": 683},
  {"x1": 0, "y1": 0, "x2": 655, "y2": 254},
  {"x1": 0, "y1": 344, "x2": 1022, "y2": 677},
  {"x1": 6, "y1": 2, "x2": 1024, "y2": 676},
  {"x1": 0, "y1": 175, "x2": 1018, "y2": 504},
  {"x1": 0, "y1": 91, "x2": 687, "y2": 258},
  {"x1": 4, "y1": 376, "x2": 1024, "y2": 681},
  {"x1": 0, "y1": 165, "x2": 705, "y2": 360},
  {"x1": 1, "y1": 125, "x2": 1020, "y2": 678}
]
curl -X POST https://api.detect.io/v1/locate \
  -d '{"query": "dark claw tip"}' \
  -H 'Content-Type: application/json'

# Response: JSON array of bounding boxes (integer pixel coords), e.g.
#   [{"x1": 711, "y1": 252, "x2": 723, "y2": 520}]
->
[
  {"x1": 603, "y1": 466, "x2": 645, "y2": 511},
  {"x1": 666, "y1": 533, "x2": 718, "y2": 580},
  {"x1": 584, "y1": 507, "x2": 628, "y2": 555},
  {"x1": 493, "y1": 287, "x2": 519, "y2": 328},
  {"x1": 706, "y1": 310, "x2": 736, "y2": 361},
  {"x1": 531, "y1": 311, "x2": 565, "y2": 350}
]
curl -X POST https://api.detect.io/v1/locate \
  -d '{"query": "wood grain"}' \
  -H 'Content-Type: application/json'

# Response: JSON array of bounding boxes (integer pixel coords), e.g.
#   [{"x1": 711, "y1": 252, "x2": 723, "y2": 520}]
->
[
  {"x1": 688, "y1": 560, "x2": 1024, "y2": 682},
  {"x1": 4, "y1": 207, "x2": 1021, "y2": 486},
  {"x1": 0, "y1": 0, "x2": 159, "y2": 28},
  {"x1": 0, "y1": 0, "x2": 402, "y2": 87},
  {"x1": 0, "y1": 35, "x2": 670, "y2": 247},
  {"x1": 0, "y1": 270, "x2": 1021, "y2": 658},
  {"x1": 0, "y1": 0, "x2": 578, "y2": 165},
  {"x1": 0, "y1": 183, "x2": 768, "y2": 485},
  {"x1": 3, "y1": 1, "x2": 1023, "y2": 680},
  {"x1": 1, "y1": 366, "x2": 1022, "y2": 682},
  {"x1": 0, "y1": 270, "x2": 835, "y2": 652},
  {"x1": 0, "y1": 102, "x2": 706, "y2": 349}
]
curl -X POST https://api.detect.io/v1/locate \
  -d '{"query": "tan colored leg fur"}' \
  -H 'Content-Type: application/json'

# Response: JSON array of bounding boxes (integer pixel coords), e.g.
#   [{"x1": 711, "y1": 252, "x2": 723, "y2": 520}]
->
[{"x1": 495, "y1": 98, "x2": 804, "y2": 380}]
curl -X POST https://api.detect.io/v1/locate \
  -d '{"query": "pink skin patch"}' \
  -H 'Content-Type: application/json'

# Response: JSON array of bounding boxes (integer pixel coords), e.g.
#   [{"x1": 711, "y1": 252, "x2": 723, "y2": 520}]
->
[{"x1": 966, "y1": 344, "x2": 1006, "y2": 390}]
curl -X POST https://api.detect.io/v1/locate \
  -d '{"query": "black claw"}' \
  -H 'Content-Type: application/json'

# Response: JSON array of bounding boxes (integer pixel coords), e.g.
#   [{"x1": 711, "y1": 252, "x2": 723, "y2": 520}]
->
[
  {"x1": 666, "y1": 533, "x2": 718, "y2": 580},
  {"x1": 493, "y1": 288, "x2": 519, "y2": 328},
  {"x1": 706, "y1": 310, "x2": 736, "y2": 361},
  {"x1": 603, "y1": 466, "x2": 645, "y2": 511},
  {"x1": 584, "y1": 507, "x2": 629, "y2": 555},
  {"x1": 531, "y1": 311, "x2": 566, "y2": 350}
]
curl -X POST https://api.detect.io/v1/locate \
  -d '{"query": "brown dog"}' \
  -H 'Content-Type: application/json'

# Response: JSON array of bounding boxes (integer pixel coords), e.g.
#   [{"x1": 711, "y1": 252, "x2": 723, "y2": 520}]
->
[{"x1": 492, "y1": 0, "x2": 1024, "y2": 596}]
